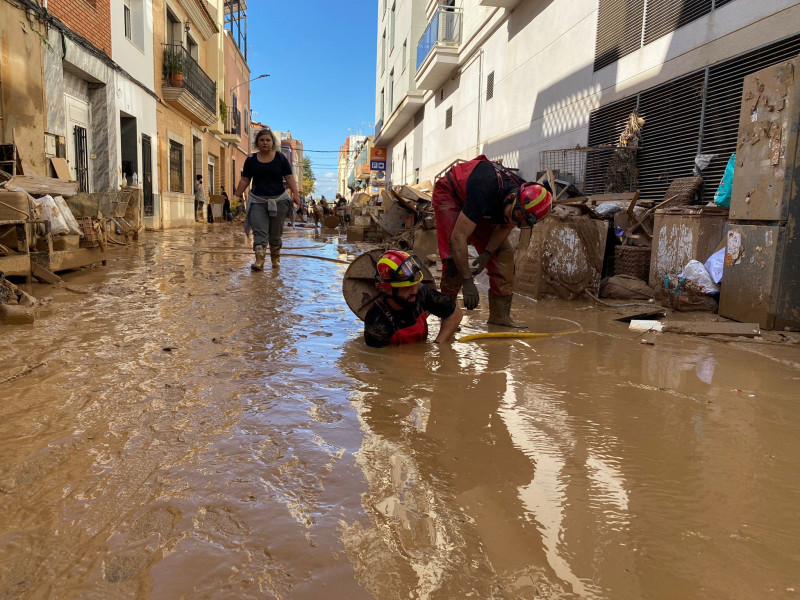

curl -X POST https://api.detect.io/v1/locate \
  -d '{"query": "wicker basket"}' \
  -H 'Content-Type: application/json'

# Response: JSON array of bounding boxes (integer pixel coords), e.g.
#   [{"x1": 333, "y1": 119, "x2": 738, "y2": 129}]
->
[
  {"x1": 614, "y1": 245, "x2": 651, "y2": 281},
  {"x1": 663, "y1": 176, "x2": 703, "y2": 206}
]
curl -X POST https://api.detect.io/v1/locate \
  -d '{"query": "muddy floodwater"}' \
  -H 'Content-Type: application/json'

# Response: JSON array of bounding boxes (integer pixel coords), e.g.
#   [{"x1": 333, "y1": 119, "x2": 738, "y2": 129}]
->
[{"x1": 1, "y1": 225, "x2": 799, "y2": 600}]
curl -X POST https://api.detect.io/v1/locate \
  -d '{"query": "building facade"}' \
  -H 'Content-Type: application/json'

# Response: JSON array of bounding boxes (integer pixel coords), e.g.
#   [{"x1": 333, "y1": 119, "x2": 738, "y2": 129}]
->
[
  {"x1": 374, "y1": 0, "x2": 800, "y2": 202},
  {"x1": 221, "y1": 19, "x2": 252, "y2": 199},
  {"x1": 153, "y1": 0, "x2": 223, "y2": 228}
]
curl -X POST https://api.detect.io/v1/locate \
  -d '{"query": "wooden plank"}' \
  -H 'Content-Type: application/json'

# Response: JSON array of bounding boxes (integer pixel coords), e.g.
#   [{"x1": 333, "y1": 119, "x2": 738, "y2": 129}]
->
[
  {"x1": 50, "y1": 157, "x2": 73, "y2": 181},
  {"x1": 31, "y1": 262, "x2": 62, "y2": 284},
  {"x1": 663, "y1": 321, "x2": 761, "y2": 337},
  {"x1": 586, "y1": 191, "x2": 638, "y2": 205},
  {"x1": 5, "y1": 175, "x2": 80, "y2": 197}
]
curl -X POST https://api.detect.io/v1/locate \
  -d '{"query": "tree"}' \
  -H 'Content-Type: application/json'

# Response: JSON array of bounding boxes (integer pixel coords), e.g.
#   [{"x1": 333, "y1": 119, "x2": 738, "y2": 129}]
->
[{"x1": 302, "y1": 156, "x2": 316, "y2": 195}]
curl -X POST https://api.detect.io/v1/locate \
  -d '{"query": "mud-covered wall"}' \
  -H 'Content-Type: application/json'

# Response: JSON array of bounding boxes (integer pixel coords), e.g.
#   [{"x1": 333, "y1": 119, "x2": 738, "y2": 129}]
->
[{"x1": 0, "y1": 4, "x2": 47, "y2": 174}]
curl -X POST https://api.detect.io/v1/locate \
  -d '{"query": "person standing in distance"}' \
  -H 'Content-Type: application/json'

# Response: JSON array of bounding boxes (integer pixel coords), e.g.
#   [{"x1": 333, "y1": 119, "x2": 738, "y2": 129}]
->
[
  {"x1": 194, "y1": 174, "x2": 206, "y2": 223},
  {"x1": 234, "y1": 128, "x2": 301, "y2": 270}
]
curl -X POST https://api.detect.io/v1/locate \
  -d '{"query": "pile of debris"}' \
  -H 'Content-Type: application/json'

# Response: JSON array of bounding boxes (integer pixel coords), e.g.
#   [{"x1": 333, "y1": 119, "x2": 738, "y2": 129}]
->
[{"x1": 346, "y1": 181, "x2": 438, "y2": 257}]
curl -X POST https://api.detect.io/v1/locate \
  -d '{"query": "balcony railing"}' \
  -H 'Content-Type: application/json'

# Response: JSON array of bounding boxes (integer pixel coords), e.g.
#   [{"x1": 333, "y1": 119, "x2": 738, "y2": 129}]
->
[
  {"x1": 162, "y1": 43, "x2": 217, "y2": 115},
  {"x1": 416, "y1": 5, "x2": 463, "y2": 71},
  {"x1": 224, "y1": 107, "x2": 242, "y2": 136}
]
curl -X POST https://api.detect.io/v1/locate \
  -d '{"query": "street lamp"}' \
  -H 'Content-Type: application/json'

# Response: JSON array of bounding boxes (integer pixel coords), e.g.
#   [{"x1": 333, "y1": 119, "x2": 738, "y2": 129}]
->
[{"x1": 230, "y1": 73, "x2": 269, "y2": 95}]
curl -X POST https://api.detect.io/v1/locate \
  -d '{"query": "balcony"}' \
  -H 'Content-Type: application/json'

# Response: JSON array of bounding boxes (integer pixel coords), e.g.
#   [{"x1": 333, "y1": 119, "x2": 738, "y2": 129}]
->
[
  {"x1": 415, "y1": 5, "x2": 462, "y2": 91},
  {"x1": 162, "y1": 44, "x2": 217, "y2": 125},
  {"x1": 220, "y1": 107, "x2": 242, "y2": 142},
  {"x1": 477, "y1": 0, "x2": 522, "y2": 8},
  {"x1": 375, "y1": 90, "x2": 425, "y2": 145}
]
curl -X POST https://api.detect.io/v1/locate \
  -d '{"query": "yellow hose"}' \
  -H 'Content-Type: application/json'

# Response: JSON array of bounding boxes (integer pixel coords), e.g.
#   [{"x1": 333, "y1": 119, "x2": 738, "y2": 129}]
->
[{"x1": 457, "y1": 324, "x2": 582, "y2": 342}]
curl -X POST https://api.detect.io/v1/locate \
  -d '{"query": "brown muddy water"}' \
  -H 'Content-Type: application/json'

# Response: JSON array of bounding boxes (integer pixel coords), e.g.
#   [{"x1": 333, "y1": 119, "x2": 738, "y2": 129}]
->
[{"x1": 1, "y1": 225, "x2": 799, "y2": 600}]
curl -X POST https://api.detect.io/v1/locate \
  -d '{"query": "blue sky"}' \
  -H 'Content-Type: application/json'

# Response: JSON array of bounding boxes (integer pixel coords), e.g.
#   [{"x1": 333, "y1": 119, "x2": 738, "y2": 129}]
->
[{"x1": 246, "y1": 1, "x2": 378, "y2": 199}]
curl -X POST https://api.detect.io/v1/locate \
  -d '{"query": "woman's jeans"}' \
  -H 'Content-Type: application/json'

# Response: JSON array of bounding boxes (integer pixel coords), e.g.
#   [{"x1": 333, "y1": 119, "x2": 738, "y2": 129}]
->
[{"x1": 249, "y1": 198, "x2": 290, "y2": 249}]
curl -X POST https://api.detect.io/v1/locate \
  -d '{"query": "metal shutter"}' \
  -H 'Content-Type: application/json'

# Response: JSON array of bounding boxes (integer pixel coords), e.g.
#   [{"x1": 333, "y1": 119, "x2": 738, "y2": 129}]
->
[
  {"x1": 700, "y1": 33, "x2": 800, "y2": 202},
  {"x1": 636, "y1": 70, "x2": 705, "y2": 200},
  {"x1": 594, "y1": 0, "x2": 645, "y2": 71},
  {"x1": 585, "y1": 97, "x2": 638, "y2": 194},
  {"x1": 713, "y1": 0, "x2": 736, "y2": 7},
  {"x1": 643, "y1": 0, "x2": 712, "y2": 46}
]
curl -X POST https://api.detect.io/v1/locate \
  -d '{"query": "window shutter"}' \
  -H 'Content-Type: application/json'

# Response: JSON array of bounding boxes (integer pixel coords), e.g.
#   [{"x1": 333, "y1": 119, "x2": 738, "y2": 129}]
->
[
  {"x1": 585, "y1": 97, "x2": 638, "y2": 194},
  {"x1": 643, "y1": 0, "x2": 712, "y2": 46},
  {"x1": 594, "y1": 0, "x2": 645, "y2": 72},
  {"x1": 486, "y1": 71, "x2": 495, "y2": 101},
  {"x1": 636, "y1": 71, "x2": 705, "y2": 200},
  {"x1": 445, "y1": 107, "x2": 453, "y2": 129},
  {"x1": 700, "y1": 33, "x2": 800, "y2": 202}
]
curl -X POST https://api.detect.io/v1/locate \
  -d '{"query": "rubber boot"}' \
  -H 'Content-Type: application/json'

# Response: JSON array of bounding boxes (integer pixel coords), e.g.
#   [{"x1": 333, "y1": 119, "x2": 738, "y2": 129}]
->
[
  {"x1": 251, "y1": 244, "x2": 267, "y2": 271},
  {"x1": 270, "y1": 245, "x2": 281, "y2": 268},
  {"x1": 487, "y1": 293, "x2": 528, "y2": 328}
]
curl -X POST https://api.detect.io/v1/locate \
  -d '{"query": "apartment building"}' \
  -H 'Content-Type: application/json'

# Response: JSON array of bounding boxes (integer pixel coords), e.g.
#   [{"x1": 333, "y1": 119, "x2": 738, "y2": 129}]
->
[{"x1": 374, "y1": 0, "x2": 800, "y2": 202}]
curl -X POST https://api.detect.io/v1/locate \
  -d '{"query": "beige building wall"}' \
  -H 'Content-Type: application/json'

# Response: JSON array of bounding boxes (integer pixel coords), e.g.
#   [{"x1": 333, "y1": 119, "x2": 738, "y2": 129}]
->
[
  {"x1": 153, "y1": 0, "x2": 222, "y2": 228},
  {"x1": 0, "y1": 3, "x2": 47, "y2": 174}
]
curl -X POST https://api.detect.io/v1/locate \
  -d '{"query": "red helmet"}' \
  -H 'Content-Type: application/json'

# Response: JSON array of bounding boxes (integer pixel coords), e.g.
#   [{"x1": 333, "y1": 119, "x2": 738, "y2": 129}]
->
[
  {"x1": 513, "y1": 182, "x2": 552, "y2": 227},
  {"x1": 376, "y1": 250, "x2": 423, "y2": 292}
]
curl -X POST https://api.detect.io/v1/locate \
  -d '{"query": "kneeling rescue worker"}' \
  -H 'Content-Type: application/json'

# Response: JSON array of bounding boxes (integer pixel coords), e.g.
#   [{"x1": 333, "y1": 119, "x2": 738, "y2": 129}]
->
[
  {"x1": 364, "y1": 250, "x2": 463, "y2": 347},
  {"x1": 433, "y1": 155, "x2": 552, "y2": 328}
]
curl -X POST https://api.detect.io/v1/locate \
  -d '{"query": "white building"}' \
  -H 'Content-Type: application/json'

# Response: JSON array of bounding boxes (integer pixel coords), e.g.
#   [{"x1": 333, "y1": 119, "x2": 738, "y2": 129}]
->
[
  {"x1": 374, "y1": 0, "x2": 800, "y2": 201},
  {"x1": 110, "y1": 0, "x2": 160, "y2": 229}
]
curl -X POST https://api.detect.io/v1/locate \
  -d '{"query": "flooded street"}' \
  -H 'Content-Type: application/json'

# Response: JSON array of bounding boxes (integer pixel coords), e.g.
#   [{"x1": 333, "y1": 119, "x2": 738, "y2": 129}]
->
[{"x1": 1, "y1": 225, "x2": 799, "y2": 600}]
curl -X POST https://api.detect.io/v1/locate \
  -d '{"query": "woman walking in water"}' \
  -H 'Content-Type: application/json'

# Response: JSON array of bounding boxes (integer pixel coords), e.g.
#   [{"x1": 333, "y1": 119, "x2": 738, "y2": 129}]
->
[{"x1": 234, "y1": 128, "x2": 301, "y2": 270}]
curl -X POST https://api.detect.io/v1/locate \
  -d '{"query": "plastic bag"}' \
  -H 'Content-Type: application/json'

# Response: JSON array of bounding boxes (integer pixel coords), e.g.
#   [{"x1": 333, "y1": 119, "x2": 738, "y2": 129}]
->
[
  {"x1": 713, "y1": 154, "x2": 735, "y2": 208},
  {"x1": 704, "y1": 247, "x2": 725, "y2": 284},
  {"x1": 680, "y1": 260, "x2": 719, "y2": 295},
  {"x1": 35, "y1": 195, "x2": 70, "y2": 235},
  {"x1": 53, "y1": 195, "x2": 82, "y2": 236}
]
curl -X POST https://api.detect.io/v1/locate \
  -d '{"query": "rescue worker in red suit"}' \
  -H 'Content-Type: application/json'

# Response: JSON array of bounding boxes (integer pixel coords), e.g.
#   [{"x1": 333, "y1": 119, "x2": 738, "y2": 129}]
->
[
  {"x1": 364, "y1": 250, "x2": 463, "y2": 347},
  {"x1": 433, "y1": 155, "x2": 552, "y2": 327}
]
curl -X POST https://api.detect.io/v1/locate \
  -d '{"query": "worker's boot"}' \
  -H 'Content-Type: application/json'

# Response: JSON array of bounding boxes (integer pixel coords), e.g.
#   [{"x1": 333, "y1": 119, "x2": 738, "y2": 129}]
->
[
  {"x1": 251, "y1": 244, "x2": 267, "y2": 271},
  {"x1": 270, "y1": 245, "x2": 281, "y2": 268},
  {"x1": 487, "y1": 293, "x2": 528, "y2": 328}
]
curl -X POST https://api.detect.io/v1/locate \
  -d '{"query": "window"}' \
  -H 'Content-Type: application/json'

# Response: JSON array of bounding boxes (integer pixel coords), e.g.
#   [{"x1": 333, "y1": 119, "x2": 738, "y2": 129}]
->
[
  {"x1": 390, "y1": 3, "x2": 396, "y2": 49},
  {"x1": 389, "y1": 69, "x2": 394, "y2": 113},
  {"x1": 486, "y1": 71, "x2": 495, "y2": 100},
  {"x1": 124, "y1": 0, "x2": 132, "y2": 40},
  {"x1": 402, "y1": 39, "x2": 407, "y2": 69},
  {"x1": 439, "y1": 89, "x2": 444, "y2": 101},
  {"x1": 445, "y1": 107, "x2": 453, "y2": 129},
  {"x1": 187, "y1": 35, "x2": 199, "y2": 61},
  {"x1": 380, "y1": 88, "x2": 385, "y2": 122},
  {"x1": 169, "y1": 140, "x2": 183, "y2": 192},
  {"x1": 381, "y1": 32, "x2": 386, "y2": 73}
]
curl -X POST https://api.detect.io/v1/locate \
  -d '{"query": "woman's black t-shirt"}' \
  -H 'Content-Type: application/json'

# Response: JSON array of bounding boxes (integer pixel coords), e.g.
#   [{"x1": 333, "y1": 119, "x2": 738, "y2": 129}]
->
[{"x1": 242, "y1": 152, "x2": 293, "y2": 197}]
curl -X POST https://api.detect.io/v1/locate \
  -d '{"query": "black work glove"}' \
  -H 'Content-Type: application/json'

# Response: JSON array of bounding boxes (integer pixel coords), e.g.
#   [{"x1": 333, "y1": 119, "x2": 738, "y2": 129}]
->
[
  {"x1": 471, "y1": 250, "x2": 492, "y2": 276},
  {"x1": 461, "y1": 278, "x2": 479, "y2": 310}
]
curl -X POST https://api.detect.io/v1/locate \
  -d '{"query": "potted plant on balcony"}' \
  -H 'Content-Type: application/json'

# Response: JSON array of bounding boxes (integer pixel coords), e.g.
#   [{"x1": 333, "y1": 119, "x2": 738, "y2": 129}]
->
[
  {"x1": 219, "y1": 97, "x2": 228, "y2": 126},
  {"x1": 163, "y1": 48, "x2": 184, "y2": 87}
]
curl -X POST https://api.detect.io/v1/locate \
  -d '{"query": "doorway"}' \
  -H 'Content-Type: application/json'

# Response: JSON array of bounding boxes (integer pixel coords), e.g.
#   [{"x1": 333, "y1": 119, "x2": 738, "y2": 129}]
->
[
  {"x1": 142, "y1": 134, "x2": 154, "y2": 216},
  {"x1": 120, "y1": 114, "x2": 138, "y2": 185},
  {"x1": 65, "y1": 94, "x2": 90, "y2": 192}
]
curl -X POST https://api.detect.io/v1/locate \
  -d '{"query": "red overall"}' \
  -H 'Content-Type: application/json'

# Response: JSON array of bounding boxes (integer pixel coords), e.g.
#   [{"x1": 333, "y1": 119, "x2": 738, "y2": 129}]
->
[
  {"x1": 375, "y1": 297, "x2": 430, "y2": 345},
  {"x1": 433, "y1": 156, "x2": 515, "y2": 297}
]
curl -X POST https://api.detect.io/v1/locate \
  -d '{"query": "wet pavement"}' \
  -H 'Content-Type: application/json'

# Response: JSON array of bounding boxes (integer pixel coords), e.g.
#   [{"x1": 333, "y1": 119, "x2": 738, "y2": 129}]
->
[{"x1": 1, "y1": 224, "x2": 799, "y2": 600}]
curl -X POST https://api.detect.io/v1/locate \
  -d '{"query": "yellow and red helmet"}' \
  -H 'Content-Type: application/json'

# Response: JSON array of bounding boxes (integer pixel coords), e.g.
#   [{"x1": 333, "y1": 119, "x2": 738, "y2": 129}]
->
[
  {"x1": 513, "y1": 182, "x2": 552, "y2": 227},
  {"x1": 376, "y1": 250, "x2": 424, "y2": 292}
]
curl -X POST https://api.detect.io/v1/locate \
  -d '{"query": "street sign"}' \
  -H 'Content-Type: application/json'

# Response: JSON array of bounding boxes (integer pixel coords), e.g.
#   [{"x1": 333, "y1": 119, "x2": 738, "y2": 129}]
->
[{"x1": 369, "y1": 146, "x2": 387, "y2": 172}]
